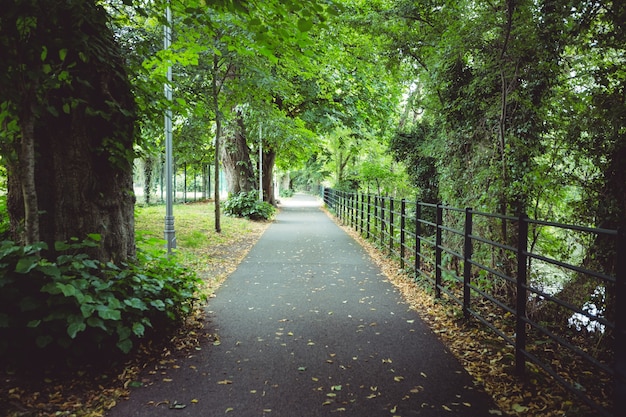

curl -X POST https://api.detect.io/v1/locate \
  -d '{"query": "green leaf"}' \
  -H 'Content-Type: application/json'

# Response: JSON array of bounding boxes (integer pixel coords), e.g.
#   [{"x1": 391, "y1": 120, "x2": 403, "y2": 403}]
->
[
  {"x1": 27, "y1": 320, "x2": 41, "y2": 328},
  {"x1": 59, "y1": 48, "x2": 67, "y2": 61},
  {"x1": 36, "y1": 335, "x2": 54, "y2": 348},
  {"x1": 87, "y1": 233, "x2": 102, "y2": 242},
  {"x1": 36, "y1": 263, "x2": 61, "y2": 279},
  {"x1": 41, "y1": 45, "x2": 48, "y2": 61},
  {"x1": 67, "y1": 321, "x2": 86, "y2": 339},
  {"x1": 117, "y1": 338, "x2": 133, "y2": 353},
  {"x1": 132, "y1": 322, "x2": 145, "y2": 337},
  {"x1": 297, "y1": 18, "x2": 314, "y2": 32},
  {"x1": 96, "y1": 306, "x2": 121, "y2": 321},
  {"x1": 15, "y1": 256, "x2": 39, "y2": 273},
  {"x1": 124, "y1": 297, "x2": 148, "y2": 311},
  {"x1": 86, "y1": 316, "x2": 107, "y2": 331},
  {"x1": 57, "y1": 283, "x2": 78, "y2": 298}
]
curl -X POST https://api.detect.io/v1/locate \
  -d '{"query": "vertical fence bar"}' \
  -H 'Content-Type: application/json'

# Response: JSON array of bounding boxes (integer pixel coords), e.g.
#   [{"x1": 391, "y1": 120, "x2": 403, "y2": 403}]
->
[
  {"x1": 353, "y1": 193, "x2": 357, "y2": 230},
  {"x1": 380, "y1": 197, "x2": 387, "y2": 248},
  {"x1": 351, "y1": 192, "x2": 356, "y2": 229},
  {"x1": 515, "y1": 214, "x2": 529, "y2": 376},
  {"x1": 373, "y1": 195, "x2": 378, "y2": 241},
  {"x1": 356, "y1": 193, "x2": 363, "y2": 235},
  {"x1": 339, "y1": 191, "x2": 346, "y2": 223},
  {"x1": 366, "y1": 194, "x2": 371, "y2": 239},
  {"x1": 463, "y1": 208, "x2": 473, "y2": 319},
  {"x1": 389, "y1": 198, "x2": 395, "y2": 255},
  {"x1": 415, "y1": 199, "x2": 421, "y2": 280},
  {"x1": 435, "y1": 204, "x2": 443, "y2": 299},
  {"x1": 616, "y1": 228, "x2": 626, "y2": 416},
  {"x1": 400, "y1": 199, "x2": 406, "y2": 270}
]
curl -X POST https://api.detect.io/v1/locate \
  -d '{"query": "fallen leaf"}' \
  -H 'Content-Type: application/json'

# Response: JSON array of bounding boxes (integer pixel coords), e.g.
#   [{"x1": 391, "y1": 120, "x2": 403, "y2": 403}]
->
[
  {"x1": 394, "y1": 376, "x2": 404, "y2": 382},
  {"x1": 442, "y1": 405, "x2": 452, "y2": 411},
  {"x1": 331, "y1": 385, "x2": 342, "y2": 391},
  {"x1": 488, "y1": 410, "x2": 503, "y2": 415},
  {"x1": 217, "y1": 380, "x2": 233, "y2": 385},
  {"x1": 191, "y1": 399, "x2": 199, "y2": 403},
  {"x1": 225, "y1": 407, "x2": 234, "y2": 413},
  {"x1": 512, "y1": 404, "x2": 529, "y2": 413}
]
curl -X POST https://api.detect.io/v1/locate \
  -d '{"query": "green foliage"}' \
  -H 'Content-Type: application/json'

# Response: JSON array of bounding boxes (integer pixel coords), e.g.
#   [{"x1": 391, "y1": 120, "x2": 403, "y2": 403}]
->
[
  {"x1": 279, "y1": 188, "x2": 295, "y2": 198},
  {"x1": 0, "y1": 236, "x2": 204, "y2": 361},
  {"x1": 223, "y1": 191, "x2": 276, "y2": 221}
]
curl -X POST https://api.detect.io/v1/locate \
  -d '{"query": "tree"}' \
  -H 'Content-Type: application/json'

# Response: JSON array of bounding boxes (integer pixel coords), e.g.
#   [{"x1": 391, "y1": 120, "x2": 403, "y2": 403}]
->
[{"x1": 0, "y1": 0, "x2": 136, "y2": 262}]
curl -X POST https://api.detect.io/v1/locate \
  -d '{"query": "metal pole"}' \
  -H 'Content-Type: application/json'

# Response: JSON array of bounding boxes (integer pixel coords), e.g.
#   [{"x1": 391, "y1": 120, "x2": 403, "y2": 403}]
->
[
  {"x1": 259, "y1": 124, "x2": 263, "y2": 201},
  {"x1": 164, "y1": 3, "x2": 176, "y2": 253}
]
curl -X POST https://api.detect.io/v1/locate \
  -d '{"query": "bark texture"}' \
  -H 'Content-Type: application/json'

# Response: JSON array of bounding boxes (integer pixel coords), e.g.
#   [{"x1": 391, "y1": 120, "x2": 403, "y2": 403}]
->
[
  {"x1": 221, "y1": 113, "x2": 256, "y2": 195},
  {"x1": 5, "y1": 1, "x2": 136, "y2": 262}
]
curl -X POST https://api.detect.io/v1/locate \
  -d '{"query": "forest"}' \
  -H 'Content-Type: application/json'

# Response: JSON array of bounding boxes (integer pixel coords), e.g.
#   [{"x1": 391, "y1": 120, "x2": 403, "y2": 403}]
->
[{"x1": 0, "y1": 0, "x2": 624, "y2": 415}]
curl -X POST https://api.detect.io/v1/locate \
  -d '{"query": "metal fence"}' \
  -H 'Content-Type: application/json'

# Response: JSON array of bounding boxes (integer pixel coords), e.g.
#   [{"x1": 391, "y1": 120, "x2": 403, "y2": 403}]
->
[{"x1": 322, "y1": 187, "x2": 625, "y2": 417}]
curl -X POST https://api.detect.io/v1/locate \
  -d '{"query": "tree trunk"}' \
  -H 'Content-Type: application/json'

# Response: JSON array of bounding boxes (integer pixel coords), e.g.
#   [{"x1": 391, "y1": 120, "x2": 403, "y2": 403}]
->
[
  {"x1": 262, "y1": 149, "x2": 277, "y2": 205},
  {"x1": 5, "y1": 1, "x2": 136, "y2": 263},
  {"x1": 212, "y1": 54, "x2": 222, "y2": 233},
  {"x1": 220, "y1": 112, "x2": 256, "y2": 195},
  {"x1": 17, "y1": 100, "x2": 39, "y2": 245}
]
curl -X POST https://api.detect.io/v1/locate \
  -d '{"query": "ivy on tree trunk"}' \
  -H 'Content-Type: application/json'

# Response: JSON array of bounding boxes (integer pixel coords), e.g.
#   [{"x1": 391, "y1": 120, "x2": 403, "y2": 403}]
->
[{"x1": 1, "y1": 0, "x2": 137, "y2": 263}]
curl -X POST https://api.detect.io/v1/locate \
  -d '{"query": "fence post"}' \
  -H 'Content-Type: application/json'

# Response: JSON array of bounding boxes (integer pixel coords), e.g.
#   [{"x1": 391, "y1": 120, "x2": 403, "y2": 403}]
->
[
  {"x1": 435, "y1": 204, "x2": 443, "y2": 299},
  {"x1": 351, "y1": 192, "x2": 356, "y2": 229},
  {"x1": 463, "y1": 208, "x2": 473, "y2": 319},
  {"x1": 616, "y1": 228, "x2": 626, "y2": 416},
  {"x1": 389, "y1": 198, "x2": 395, "y2": 255},
  {"x1": 359, "y1": 193, "x2": 363, "y2": 234},
  {"x1": 400, "y1": 199, "x2": 406, "y2": 270},
  {"x1": 367, "y1": 194, "x2": 371, "y2": 239},
  {"x1": 380, "y1": 197, "x2": 386, "y2": 248},
  {"x1": 515, "y1": 214, "x2": 529, "y2": 376},
  {"x1": 374, "y1": 195, "x2": 378, "y2": 241},
  {"x1": 415, "y1": 199, "x2": 421, "y2": 281}
]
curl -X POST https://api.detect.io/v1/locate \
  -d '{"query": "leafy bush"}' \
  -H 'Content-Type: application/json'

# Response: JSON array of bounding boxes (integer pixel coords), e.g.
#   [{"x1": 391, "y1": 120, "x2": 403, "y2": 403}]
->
[
  {"x1": 223, "y1": 191, "x2": 276, "y2": 220},
  {"x1": 279, "y1": 188, "x2": 295, "y2": 198},
  {"x1": 0, "y1": 235, "x2": 205, "y2": 362}
]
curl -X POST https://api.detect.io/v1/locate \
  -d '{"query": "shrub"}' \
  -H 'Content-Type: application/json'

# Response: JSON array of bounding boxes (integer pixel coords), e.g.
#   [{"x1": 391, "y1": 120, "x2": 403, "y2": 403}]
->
[
  {"x1": 0, "y1": 235, "x2": 205, "y2": 363},
  {"x1": 223, "y1": 191, "x2": 276, "y2": 221},
  {"x1": 279, "y1": 188, "x2": 295, "y2": 198}
]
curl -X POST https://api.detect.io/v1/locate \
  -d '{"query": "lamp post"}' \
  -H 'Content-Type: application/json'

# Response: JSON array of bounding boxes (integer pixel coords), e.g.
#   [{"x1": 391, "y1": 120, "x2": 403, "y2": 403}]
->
[
  {"x1": 164, "y1": 3, "x2": 176, "y2": 253},
  {"x1": 259, "y1": 123, "x2": 263, "y2": 201}
]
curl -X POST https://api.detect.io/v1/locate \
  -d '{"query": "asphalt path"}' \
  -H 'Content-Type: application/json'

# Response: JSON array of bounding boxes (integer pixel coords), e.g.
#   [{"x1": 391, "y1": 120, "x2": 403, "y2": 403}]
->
[{"x1": 108, "y1": 193, "x2": 499, "y2": 417}]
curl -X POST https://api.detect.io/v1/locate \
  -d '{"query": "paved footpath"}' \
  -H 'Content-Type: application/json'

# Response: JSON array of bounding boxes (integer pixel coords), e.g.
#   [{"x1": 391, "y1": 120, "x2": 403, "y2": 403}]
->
[{"x1": 108, "y1": 194, "x2": 499, "y2": 417}]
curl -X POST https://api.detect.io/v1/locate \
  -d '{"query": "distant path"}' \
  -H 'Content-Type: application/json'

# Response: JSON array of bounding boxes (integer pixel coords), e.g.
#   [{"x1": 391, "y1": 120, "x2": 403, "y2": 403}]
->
[{"x1": 108, "y1": 193, "x2": 498, "y2": 416}]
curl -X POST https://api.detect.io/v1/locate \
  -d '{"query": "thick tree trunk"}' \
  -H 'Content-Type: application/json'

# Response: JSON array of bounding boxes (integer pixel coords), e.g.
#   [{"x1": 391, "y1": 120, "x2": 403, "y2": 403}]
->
[
  {"x1": 5, "y1": 1, "x2": 136, "y2": 263},
  {"x1": 220, "y1": 113, "x2": 256, "y2": 195},
  {"x1": 262, "y1": 149, "x2": 277, "y2": 206}
]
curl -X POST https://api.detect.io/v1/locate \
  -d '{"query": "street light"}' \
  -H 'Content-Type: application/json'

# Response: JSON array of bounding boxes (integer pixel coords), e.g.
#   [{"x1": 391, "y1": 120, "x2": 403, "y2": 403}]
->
[{"x1": 164, "y1": 2, "x2": 176, "y2": 253}]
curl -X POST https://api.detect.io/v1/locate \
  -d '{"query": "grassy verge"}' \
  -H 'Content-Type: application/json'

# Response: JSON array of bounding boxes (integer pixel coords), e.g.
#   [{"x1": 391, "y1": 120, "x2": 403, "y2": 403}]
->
[{"x1": 135, "y1": 201, "x2": 271, "y2": 293}]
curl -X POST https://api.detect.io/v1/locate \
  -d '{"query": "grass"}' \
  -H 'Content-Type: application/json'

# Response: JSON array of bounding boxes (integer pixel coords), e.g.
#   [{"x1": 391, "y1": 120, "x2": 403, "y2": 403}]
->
[{"x1": 135, "y1": 201, "x2": 271, "y2": 292}]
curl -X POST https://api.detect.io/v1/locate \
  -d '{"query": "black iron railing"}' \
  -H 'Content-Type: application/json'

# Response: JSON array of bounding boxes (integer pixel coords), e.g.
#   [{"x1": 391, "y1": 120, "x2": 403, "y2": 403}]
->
[{"x1": 321, "y1": 187, "x2": 624, "y2": 417}]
